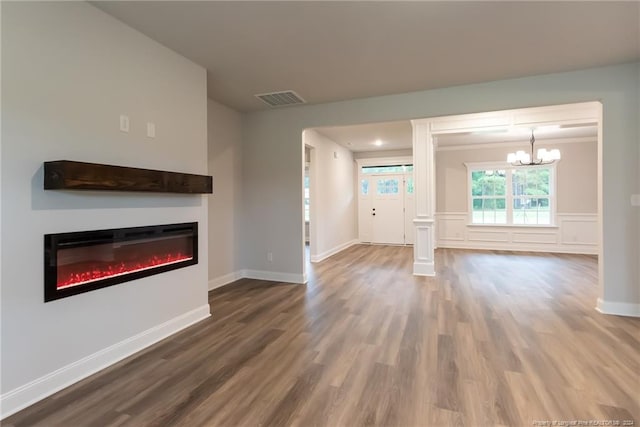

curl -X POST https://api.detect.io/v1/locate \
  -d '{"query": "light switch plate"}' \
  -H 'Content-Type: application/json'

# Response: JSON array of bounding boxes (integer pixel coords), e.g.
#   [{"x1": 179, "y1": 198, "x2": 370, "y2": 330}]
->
[
  {"x1": 119, "y1": 115, "x2": 129, "y2": 133},
  {"x1": 631, "y1": 194, "x2": 640, "y2": 207},
  {"x1": 146, "y1": 122, "x2": 156, "y2": 138}
]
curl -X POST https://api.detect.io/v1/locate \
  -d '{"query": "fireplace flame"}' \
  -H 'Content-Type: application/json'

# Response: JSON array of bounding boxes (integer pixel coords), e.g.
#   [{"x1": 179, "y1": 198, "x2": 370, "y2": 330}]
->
[{"x1": 57, "y1": 253, "x2": 192, "y2": 289}]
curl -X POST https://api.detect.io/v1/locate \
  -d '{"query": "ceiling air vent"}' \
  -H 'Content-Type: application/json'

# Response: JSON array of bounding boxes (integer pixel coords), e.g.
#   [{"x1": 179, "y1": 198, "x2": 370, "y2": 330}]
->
[{"x1": 255, "y1": 90, "x2": 306, "y2": 107}]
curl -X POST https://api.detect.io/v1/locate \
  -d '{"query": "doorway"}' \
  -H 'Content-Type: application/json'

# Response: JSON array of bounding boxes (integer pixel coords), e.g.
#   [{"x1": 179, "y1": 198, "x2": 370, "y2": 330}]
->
[
  {"x1": 358, "y1": 160, "x2": 414, "y2": 245},
  {"x1": 411, "y1": 101, "x2": 602, "y2": 281},
  {"x1": 304, "y1": 145, "x2": 313, "y2": 267}
]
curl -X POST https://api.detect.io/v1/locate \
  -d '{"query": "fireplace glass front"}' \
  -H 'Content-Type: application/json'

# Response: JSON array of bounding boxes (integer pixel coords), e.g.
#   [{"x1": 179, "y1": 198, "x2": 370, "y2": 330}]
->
[{"x1": 44, "y1": 222, "x2": 197, "y2": 302}]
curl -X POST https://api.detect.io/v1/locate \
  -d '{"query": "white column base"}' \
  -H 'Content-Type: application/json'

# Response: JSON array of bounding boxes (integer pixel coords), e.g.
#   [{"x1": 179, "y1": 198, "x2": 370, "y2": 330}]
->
[
  {"x1": 413, "y1": 218, "x2": 435, "y2": 277},
  {"x1": 413, "y1": 261, "x2": 435, "y2": 276},
  {"x1": 596, "y1": 298, "x2": 640, "y2": 317}
]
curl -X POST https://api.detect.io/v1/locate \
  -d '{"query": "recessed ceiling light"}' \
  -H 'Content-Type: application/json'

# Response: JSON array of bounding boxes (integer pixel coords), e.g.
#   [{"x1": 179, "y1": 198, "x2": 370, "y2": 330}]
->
[{"x1": 374, "y1": 139, "x2": 384, "y2": 146}]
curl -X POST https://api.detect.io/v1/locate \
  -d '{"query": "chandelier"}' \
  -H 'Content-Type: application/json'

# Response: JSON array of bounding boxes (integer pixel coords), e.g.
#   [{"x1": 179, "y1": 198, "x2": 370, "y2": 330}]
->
[{"x1": 507, "y1": 130, "x2": 561, "y2": 166}]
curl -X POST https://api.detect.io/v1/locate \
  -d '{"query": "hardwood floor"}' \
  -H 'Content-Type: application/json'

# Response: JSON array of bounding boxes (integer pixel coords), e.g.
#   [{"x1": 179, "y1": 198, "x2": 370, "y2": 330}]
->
[{"x1": 5, "y1": 246, "x2": 639, "y2": 426}]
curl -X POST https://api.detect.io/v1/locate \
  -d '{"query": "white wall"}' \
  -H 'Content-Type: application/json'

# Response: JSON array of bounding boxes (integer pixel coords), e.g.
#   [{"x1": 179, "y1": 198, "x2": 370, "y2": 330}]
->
[
  {"x1": 241, "y1": 62, "x2": 639, "y2": 310},
  {"x1": 303, "y1": 129, "x2": 357, "y2": 263},
  {"x1": 1, "y1": 2, "x2": 209, "y2": 416},
  {"x1": 207, "y1": 99, "x2": 243, "y2": 289},
  {"x1": 353, "y1": 148, "x2": 413, "y2": 160}
]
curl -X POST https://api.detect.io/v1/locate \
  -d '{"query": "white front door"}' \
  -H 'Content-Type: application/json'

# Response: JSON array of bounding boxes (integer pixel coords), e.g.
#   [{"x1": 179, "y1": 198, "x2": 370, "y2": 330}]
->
[{"x1": 371, "y1": 175, "x2": 405, "y2": 244}]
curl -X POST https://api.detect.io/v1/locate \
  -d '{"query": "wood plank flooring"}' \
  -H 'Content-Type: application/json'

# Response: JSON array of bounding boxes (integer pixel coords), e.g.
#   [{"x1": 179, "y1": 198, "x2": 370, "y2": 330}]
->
[{"x1": 5, "y1": 246, "x2": 639, "y2": 426}]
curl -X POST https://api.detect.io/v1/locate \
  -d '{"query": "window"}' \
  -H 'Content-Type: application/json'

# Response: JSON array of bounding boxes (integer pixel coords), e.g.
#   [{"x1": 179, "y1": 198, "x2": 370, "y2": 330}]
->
[
  {"x1": 468, "y1": 165, "x2": 554, "y2": 226},
  {"x1": 377, "y1": 178, "x2": 399, "y2": 195},
  {"x1": 471, "y1": 170, "x2": 507, "y2": 224},
  {"x1": 512, "y1": 168, "x2": 551, "y2": 225},
  {"x1": 406, "y1": 177, "x2": 414, "y2": 194},
  {"x1": 362, "y1": 164, "x2": 412, "y2": 174},
  {"x1": 361, "y1": 179, "x2": 369, "y2": 195},
  {"x1": 304, "y1": 170, "x2": 310, "y2": 222}
]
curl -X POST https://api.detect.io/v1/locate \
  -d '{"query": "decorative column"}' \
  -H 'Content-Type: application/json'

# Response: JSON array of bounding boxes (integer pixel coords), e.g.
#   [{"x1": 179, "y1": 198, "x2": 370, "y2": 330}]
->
[{"x1": 411, "y1": 119, "x2": 435, "y2": 276}]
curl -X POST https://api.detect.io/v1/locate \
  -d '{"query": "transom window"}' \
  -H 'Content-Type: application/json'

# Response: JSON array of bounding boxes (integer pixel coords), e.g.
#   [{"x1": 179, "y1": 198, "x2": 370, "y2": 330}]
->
[
  {"x1": 362, "y1": 164, "x2": 413, "y2": 174},
  {"x1": 467, "y1": 163, "x2": 554, "y2": 226}
]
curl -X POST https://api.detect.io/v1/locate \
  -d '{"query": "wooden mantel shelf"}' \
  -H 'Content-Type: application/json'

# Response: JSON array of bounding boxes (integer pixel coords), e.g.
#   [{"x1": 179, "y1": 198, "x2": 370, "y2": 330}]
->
[{"x1": 44, "y1": 160, "x2": 212, "y2": 194}]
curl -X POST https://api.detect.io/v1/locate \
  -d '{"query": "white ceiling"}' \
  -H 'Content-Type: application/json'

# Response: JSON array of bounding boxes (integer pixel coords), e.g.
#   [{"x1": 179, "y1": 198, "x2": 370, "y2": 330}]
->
[
  {"x1": 316, "y1": 121, "x2": 412, "y2": 152},
  {"x1": 314, "y1": 121, "x2": 597, "y2": 153},
  {"x1": 92, "y1": 1, "x2": 640, "y2": 112}
]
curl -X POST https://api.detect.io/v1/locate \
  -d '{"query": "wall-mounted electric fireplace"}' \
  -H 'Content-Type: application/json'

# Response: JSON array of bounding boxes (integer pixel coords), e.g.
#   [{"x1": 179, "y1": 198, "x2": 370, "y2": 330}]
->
[{"x1": 44, "y1": 222, "x2": 198, "y2": 302}]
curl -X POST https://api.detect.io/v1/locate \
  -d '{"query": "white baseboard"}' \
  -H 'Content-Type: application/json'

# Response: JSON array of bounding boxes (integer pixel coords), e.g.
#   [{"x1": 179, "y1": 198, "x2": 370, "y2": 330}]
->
[
  {"x1": 242, "y1": 269, "x2": 305, "y2": 284},
  {"x1": 413, "y1": 261, "x2": 435, "y2": 276},
  {"x1": 0, "y1": 304, "x2": 211, "y2": 420},
  {"x1": 596, "y1": 298, "x2": 640, "y2": 317},
  {"x1": 208, "y1": 270, "x2": 306, "y2": 288},
  {"x1": 310, "y1": 239, "x2": 358, "y2": 263},
  {"x1": 208, "y1": 271, "x2": 244, "y2": 290}
]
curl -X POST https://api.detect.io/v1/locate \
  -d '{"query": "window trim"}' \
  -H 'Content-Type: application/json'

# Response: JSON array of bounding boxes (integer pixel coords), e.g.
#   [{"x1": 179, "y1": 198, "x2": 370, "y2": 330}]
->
[{"x1": 464, "y1": 161, "x2": 558, "y2": 227}]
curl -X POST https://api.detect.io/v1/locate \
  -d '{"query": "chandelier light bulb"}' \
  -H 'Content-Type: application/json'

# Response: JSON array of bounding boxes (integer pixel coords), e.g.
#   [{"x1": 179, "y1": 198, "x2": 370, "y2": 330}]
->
[{"x1": 537, "y1": 148, "x2": 548, "y2": 160}]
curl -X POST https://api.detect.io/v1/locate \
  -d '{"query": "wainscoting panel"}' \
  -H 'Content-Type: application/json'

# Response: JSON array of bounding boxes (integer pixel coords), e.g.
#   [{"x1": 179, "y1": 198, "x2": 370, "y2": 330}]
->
[
  {"x1": 436, "y1": 214, "x2": 466, "y2": 241},
  {"x1": 559, "y1": 215, "x2": 599, "y2": 246},
  {"x1": 512, "y1": 232, "x2": 558, "y2": 244},
  {"x1": 467, "y1": 230, "x2": 510, "y2": 243},
  {"x1": 436, "y1": 212, "x2": 598, "y2": 254}
]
